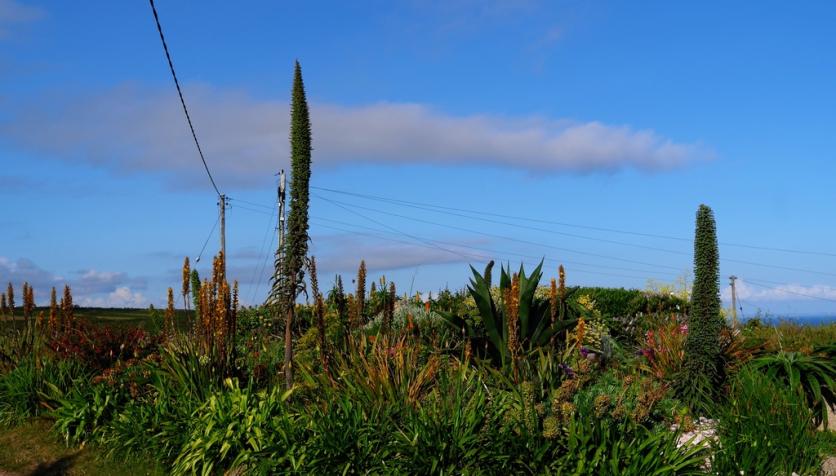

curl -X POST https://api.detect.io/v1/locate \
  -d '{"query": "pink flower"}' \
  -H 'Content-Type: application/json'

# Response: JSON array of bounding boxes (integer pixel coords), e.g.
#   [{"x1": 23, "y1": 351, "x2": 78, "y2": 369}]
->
[{"x1": 679, "y1": 324, "x2": 688, "y2": 334}]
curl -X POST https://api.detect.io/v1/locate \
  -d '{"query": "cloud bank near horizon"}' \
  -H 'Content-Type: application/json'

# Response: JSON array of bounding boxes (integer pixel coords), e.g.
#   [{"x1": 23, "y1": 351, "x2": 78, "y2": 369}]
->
[
  {"x1": 0, "y1": 256, "x2": 148, "y2": 308},
  {"x1": 722, "y1": 279, "x2": 836, "y2": 302},
  {"x1": 2, "y1": 84, "x2": 713, "y2": 187}
]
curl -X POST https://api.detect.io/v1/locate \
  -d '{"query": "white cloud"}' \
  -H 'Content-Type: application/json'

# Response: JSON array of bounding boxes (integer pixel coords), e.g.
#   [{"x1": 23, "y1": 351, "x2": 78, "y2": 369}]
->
[
  {"x1": 0, "y1": 256, "x2": 64, "y2": 291},
  {"x1": 73, "y1": 269, "x2": 147, "y2": 295},
  {"x1": 0, "y1": 256, "x2": 148, "y2": 307},
  {"x1": 723, "y1": 279, "x2": 836, "y2": 302},
  {"x1": 78, "y1": 286, "x2": 147, "y2": 308},
  {"x1": 1, "y1": 84, "x2": 712, "y2": 187}
]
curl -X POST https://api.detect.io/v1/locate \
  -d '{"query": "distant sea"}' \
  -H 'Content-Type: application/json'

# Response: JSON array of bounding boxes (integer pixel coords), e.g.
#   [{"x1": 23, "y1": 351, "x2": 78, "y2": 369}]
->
[{"x1": 740, "y1": 315, "x2": 836, "y2": 326}]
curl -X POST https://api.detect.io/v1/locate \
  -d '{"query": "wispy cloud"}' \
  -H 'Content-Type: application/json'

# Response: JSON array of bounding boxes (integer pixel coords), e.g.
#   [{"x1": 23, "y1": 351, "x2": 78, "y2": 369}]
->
[
  {"x1": 1, "y1": 84, "x2": 713, "y2": 188},
  {"x1": 723, "y1": 279, "x2": 836, "y2": 302},
  {"x1": 0, "y1": 0, "x2": 43, "y2": 38},
  {"x1": 313, "y1": 234, "x2": 490, "y2": 275},
  {"x1": 72, "y1": 269, "x2": 147, "y2": 296},
  {"x1": 0, "y1": 256, "x2": 63, "y2": 291}
]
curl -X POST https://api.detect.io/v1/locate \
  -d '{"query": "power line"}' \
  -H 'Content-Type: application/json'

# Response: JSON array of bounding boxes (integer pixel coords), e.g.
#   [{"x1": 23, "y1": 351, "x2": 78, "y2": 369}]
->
[
  {"x1": 229, "y1": 197, "x2": 273, "y2": 210},
  {"x1": 229, "y1": 202, "x2": 273, "y2": 216},
  {"x1": 195, "y1": 214, "x2": 220, "y2": 263},
  {"x1": 311, "y1": 220, "x2": 675, "y2": 282},
  {"x1": 743, "y1": 278, "x2": 836, "y2": 304},
  {"x1": 314, "y1": 194, "x2": 686, "y2": 272},
  {"x1": 311, "y1": 215, "x2": 681, "y2": 279},
  {"x1": 312, "y1": 185, "x2": 687, "y2": 242},
  {"x1": 250, "y1": 206, "x2": 279, "y2": 304},
  {"x1": 319, "y1": 189, "x2": 689, "y2": 256},
  {"x1": 311, "y1": 185, "x2": 836, "y2": 258},
  {"x1": 309, "y1": 194, "x2": 836, "y2": 279},
  {"x1": 314, "y1": 194, "x2": 481, "y2": 263},
  {"x1": 148, "y1": 0, "x2": 221, "y2": 197}
]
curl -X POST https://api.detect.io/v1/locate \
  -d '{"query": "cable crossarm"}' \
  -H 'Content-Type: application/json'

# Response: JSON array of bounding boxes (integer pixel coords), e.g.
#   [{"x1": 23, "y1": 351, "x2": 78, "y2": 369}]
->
[{"x1": 148, "y1": 0, "x2": 221, "y2": 197}]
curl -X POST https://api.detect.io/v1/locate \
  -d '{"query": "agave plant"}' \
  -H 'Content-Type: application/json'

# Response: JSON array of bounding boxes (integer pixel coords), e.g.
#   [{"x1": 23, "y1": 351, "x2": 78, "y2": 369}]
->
[
  {"x1": 441, "y1": 260, "x2": 577, "y2": 369},
  {"x1": 750, "y1": 350, "x2": 835, "y2": 428}
]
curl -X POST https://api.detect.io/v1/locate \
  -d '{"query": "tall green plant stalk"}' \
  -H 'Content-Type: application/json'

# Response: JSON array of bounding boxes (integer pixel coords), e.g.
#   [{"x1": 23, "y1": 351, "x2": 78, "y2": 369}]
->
[
  {"x1": 7, "y1": 282, "x2": 14, "y2": 324},
  {"x1": 682, "y1": 205, "x2": 723, "y2": 405},
  {"x1": 353, "y1": 260, "x2": 367, "y2": 329},
  {"x1": 282, "y1": 61, "x2": 313, "y2": 389},
  {"x1": 334, "y1": 275, "x2": 349, "y2": 345},
  {"x1": 309, "y1": 256, "x2": 329, "y2": 378}
]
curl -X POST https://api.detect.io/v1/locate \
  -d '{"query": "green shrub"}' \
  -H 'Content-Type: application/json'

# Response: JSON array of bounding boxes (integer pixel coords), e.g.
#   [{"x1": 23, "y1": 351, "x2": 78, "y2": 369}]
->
[
  {"x1": 303, "y1": 394, "x2": 392, "y2": 473},
  {"x1": 751, "y1": 351, "x2": 835, "y2": 428},
  {"x1": 0, "y1": 357, "x2": 89, "y2": 426},
  {"x1": 711, "y1": 366, "x2": 824, "y2": 475},
  {"x1": 392, "y1": 365, "x2": 514, "y2": 474},
  {"x1": 52, "y1": 381, "x2": 121, "y2": 446},
  {"x1": 172, "y1": 378, "x2": 301, "y2": 475},
  {"x1": 441, "y1": 260, "x2": 575, "y2": 369},
  {"x1": 554, "y1": 415, "x2": 708, "y2": 475}
]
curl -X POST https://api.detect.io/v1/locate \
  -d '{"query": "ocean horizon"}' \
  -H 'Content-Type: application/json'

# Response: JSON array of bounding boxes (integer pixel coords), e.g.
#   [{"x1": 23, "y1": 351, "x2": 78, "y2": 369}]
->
[{"x1": 740, "y1": 315, "x2": 836, "y2": 326}]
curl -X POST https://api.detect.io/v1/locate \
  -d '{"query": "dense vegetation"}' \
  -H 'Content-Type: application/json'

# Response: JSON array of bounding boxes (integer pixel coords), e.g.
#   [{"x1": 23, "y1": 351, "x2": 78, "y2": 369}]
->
[
  {"x1": 1, "y1": 248, "x2": 834, "y2": 474},
  {"x1": 0, "y1": 61, "x2": 832, "y2": 472}
]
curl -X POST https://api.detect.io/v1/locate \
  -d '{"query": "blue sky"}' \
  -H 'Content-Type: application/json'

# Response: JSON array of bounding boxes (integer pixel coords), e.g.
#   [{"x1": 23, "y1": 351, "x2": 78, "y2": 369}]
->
[{"x1": 1, "y1": 0, "x2": 835, "y2": 316}]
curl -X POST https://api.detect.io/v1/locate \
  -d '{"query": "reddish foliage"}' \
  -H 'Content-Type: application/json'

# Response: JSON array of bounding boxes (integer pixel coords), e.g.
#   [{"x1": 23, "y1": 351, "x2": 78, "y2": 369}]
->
[
  {"x1": 640, "y1": 316, "x2": 688, "y2": 380},
  {"x1": 48, "y1": 321, "x2": 158, "y2": 370}
]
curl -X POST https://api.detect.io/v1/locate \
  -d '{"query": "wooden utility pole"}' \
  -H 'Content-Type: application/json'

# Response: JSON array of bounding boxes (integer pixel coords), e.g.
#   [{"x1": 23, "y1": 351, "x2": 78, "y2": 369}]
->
[
  {"x1": 729, "y1": 275, "x2": 738, "y2": 327},
  {"x1": 219, "y1": 194, "x2": 227, "y2": 274}
]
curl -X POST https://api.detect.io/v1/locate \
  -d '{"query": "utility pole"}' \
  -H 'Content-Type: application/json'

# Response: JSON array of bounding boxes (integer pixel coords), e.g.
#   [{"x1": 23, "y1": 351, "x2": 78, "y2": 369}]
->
[
  {"x1": 219, "y1": 194, "x2": 227, "y2": 275},
  {"x1": 729, "y1": 275, "x2": 738, "y2": 328},
  {"x1": 265, "y1": 170, "x2": 286, "y2": 306},
  {"x1": 277, "y1": 169, "x2": 286, "y2": 253}
]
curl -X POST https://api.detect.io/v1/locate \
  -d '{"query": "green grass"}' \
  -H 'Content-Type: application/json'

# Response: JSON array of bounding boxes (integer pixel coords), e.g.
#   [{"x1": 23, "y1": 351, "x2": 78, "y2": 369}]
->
[
  {"x1": 0, "y1": 418, "x2": 164, "y2": 476},
  {"x1": 1, "y1": 307, "x2": 194, "y2": 332}
]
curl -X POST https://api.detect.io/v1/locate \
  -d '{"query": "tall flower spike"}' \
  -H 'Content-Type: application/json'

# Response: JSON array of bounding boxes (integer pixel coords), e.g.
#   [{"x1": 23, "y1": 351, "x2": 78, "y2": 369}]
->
[
  {"x1": 36, "y1": 311, "x2": 45, "y2": 334},
  {"x1": 27, "y1": 284, "x2": 35, "y2": 318},
  {"x1": 231, "y1": 280, "x2": 239, "y2": 327},
  {"x1": 334, "y1": 275, "x2": 348, "y2": 337},
  {"x1": 309, "y1": 257, "x2": 328, "y2": 376},
  {"x1": 558, "y1": 265, "x2": 566, "y2": 300},
  {"x1": 49, "y1": 287, "x2": 58, "y2": 335},
  {"x1": 7, "y1": 282, "x2": 14, "y2": 318},
  {"x1": 1, "y1": 293, "x2": 7, "y2": 318},
  {"x1": 506, "y1": 273, "x2": 520, "y2": 380},
  {"x1": 355, "y1": 259, "x2": 366, "y2": 327},
  {"x1": 182, "y1": 256, "x2": 191, "y2": 310},
  {"x1": 215, "y1": 281, "x2": 229, "y2": 355},
  {"x1": 165, "y1": 287, "x2": 175, "y2": 336},
  {"x1": 62, "y1": 285, "x2": 73, "y2": 329},
  {"x1": 383, "y1": 281, "x2": 395, "y2": 335},
  {"x1": 21, "y1": 283, "x2": 29, "y2": 318},
  {"x1": 550, "y1": 278, "x2": 558, "y2": 324}
]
